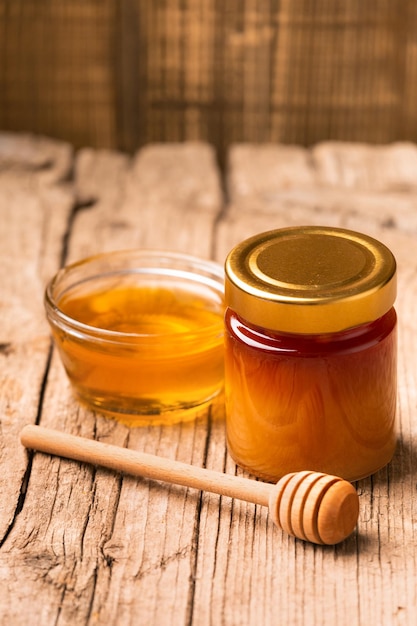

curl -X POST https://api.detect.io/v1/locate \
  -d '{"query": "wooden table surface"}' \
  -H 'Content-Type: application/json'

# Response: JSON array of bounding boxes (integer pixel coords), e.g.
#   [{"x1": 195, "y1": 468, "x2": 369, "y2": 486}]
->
[{"x1": 1, "y1": 133, "x2": 417, "y2": 625}]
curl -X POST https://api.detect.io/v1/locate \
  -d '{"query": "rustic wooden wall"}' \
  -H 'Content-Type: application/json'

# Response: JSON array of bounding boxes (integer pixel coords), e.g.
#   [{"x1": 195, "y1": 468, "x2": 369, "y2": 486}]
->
[{"x1": 1, "y1": 1, "x2": 417, "y2": 163}]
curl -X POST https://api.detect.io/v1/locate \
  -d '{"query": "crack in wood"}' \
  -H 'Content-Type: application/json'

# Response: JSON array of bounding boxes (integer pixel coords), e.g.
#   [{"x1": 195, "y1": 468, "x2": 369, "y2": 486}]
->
[
  {"x1": 0, "y1": 344, "x2": 53, "y2": 548},
  {"x1": 60, "y1": 198, "x2": 97, "y2": 268},
  {"x1": 185, "y1": 408, "x2": 214, "y2": 626},
  {"x1": 0, "y1": 343, "x2": 12, "y2": 356},
  {"x1": 134, "y1": 544, "x2": 194, "y2": 583}
]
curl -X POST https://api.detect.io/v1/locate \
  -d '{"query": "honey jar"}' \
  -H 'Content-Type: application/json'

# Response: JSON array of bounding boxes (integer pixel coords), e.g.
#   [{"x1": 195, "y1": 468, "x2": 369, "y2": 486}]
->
[{"x1": 224, "y1": 226, "x2": 397, "y2": 482}]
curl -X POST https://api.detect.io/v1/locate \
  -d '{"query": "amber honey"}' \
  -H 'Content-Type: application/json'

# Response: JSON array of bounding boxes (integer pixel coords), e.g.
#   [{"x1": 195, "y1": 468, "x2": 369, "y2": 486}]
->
[
  {"x1": 45, "y1": 251, "x2": 224, "y2": 425},
  {"x1": 225, "y1": 308, "x2": 397, "y2": 482},
  {"x1": 224, "y1": 226, "x2": 397, "y2": 481}
]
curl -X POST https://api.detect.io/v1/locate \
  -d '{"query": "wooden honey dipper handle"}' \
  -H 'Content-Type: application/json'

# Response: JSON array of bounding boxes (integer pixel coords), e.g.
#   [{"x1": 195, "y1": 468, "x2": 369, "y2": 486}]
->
[{"x1": 20, "y1": 425, "x2": 359, "y2": 545}]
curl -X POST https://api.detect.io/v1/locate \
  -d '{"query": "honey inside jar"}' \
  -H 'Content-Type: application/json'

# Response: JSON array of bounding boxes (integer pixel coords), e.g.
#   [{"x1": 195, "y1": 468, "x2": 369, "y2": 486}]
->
[
  {"x1": 45, "y1": 252, "x2": 224, "y2": 425},
  {"x1": 224, "y1": 226, "x2": 398, "y2": 481},
  {"x1": 225, "y1": 308, "x2": 397, "y2": 482}
]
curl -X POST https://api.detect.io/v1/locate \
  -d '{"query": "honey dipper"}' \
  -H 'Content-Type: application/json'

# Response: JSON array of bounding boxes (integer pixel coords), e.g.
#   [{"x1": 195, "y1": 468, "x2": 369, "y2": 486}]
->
[{"x1": 20, "y1": 425, "x2": 359, "y2": 545}]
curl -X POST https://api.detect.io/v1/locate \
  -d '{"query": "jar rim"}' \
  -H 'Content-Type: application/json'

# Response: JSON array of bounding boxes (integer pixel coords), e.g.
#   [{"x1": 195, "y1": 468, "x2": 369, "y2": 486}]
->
[
  {"x1": 225, "y1": 226, "x2": 397, "y2": 333},
  {"x1": 45, "y1": 249, "x2": 225, "y2": 342}
]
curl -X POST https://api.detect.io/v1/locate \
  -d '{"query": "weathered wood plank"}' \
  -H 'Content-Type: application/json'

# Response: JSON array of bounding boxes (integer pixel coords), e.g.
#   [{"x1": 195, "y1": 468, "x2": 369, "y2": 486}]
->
[
  {"x1": 68, "y1": 142, "x2": 222, "y2": 261},
  {"x1": 0, "y1": 133, "x2": 73, "y2": 548},
  {"x1": 213, "y1": 141, "x2": 417, "y2": 625},
  {"x1": 0, "y1": 140, "x2": 225, "y2": 625},
  {"x1": 2, "y1": 135, "x2": 417, "y2": 626}
]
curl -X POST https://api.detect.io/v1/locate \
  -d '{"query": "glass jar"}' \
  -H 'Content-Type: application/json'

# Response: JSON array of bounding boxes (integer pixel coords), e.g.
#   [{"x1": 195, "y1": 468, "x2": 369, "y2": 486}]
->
[
  {"x1": 224, "y1": 226, "x2": 397, "y2": 482},
  {"x1": 45, "y1": 250, "x2": 224, "y2": 426}
]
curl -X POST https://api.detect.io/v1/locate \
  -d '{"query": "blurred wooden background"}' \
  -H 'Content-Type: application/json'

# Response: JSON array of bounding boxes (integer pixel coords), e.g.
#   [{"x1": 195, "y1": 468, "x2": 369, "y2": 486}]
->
[{"x1": 1, "y1": 1, "x2": 416, "y2": 165}]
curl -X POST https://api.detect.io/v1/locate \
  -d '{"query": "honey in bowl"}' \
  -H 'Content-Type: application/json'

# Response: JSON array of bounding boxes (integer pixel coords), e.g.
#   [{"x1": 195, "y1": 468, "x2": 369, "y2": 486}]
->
[{"x1": 45, "y1": 251, "x2": 224, "y2": 425}]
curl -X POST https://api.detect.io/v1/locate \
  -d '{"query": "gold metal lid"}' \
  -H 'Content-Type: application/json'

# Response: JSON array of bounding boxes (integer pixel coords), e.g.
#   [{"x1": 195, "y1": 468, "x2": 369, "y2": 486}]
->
[{"x1": 225, "y1": 226, "x2": 397, "y2": 334}]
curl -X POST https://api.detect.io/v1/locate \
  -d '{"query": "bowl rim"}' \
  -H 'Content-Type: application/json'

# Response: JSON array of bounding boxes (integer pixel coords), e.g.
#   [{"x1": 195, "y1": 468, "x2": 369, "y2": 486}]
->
[{"x1": 44, "y1": 249, "x2": 225, "y2": 342}]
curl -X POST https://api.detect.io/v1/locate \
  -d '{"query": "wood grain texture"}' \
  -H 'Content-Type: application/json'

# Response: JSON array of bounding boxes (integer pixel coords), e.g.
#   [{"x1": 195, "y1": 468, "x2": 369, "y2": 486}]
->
[
  {"x1": 0, "y1": 133, "x2": 73, "y2": 544},
  {"x1": 216, "y1": 141, "x2": 417, "y2": 625},
  {"x1": 1, "y1": 134, "x2": 417, "y2": 625},
  {"x1": 0, "y1": 135, "x2": 226, "y2": 625},
  {"x1": 2, "y1": 2, "x2": 417, "y2": 161}
]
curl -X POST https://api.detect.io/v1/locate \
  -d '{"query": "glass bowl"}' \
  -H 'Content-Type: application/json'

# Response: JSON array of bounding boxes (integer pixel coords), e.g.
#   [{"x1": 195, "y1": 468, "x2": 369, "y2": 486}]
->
[{"x1": 45, "y1": 250, "x2": 225, "y2": 425}]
